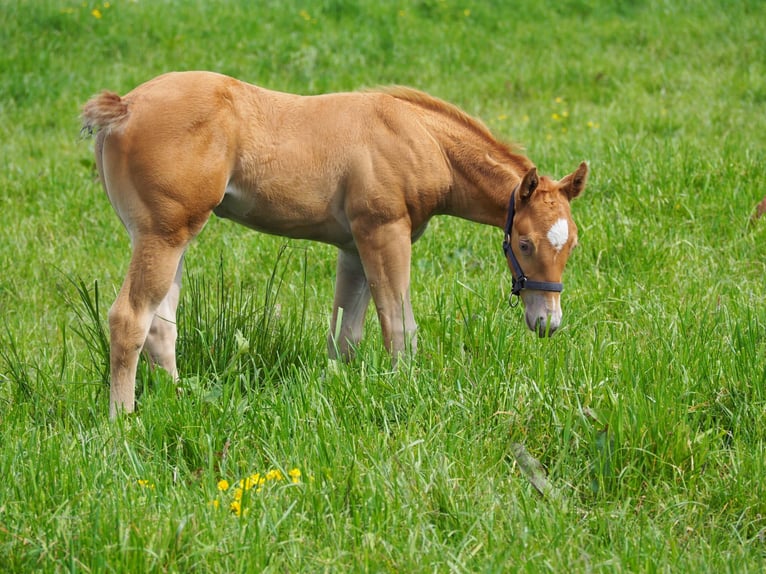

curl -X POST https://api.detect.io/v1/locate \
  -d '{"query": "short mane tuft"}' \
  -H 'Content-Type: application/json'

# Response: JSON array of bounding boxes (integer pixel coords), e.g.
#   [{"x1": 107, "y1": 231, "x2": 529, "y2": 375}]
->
[
  {"x1": 378, "y1": 86, "x2": 496, "y2": 139},
  {"x1": 375, "y1": 86, "x2": 525, "y2": 166}
]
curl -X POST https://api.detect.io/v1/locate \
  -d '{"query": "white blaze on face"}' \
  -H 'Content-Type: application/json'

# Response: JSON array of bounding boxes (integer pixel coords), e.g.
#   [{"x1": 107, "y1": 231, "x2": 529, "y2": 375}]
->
[{"x1": 547, "y1": 218, "x2": 569, "y2": 253}]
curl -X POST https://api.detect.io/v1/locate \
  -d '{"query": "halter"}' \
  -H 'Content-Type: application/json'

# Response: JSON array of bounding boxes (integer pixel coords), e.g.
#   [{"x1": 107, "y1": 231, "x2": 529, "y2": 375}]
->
[{"x1": 502, "y1": 186, "x2": 563, "y2": 307}]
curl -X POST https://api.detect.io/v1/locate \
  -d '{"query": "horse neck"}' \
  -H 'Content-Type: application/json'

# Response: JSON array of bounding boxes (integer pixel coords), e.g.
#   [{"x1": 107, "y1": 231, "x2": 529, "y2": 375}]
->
[
  {"x1": 380, "y1": 88, "x2": 534, "y2": 228},
  {"x1": 441, "y1": 133, "x2": 533, "y2": 229}
]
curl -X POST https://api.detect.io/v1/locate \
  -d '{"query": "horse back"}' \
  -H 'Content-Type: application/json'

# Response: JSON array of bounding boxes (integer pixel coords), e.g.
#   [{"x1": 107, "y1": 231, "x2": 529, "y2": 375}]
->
[{"x1": 86, "y1": 71, "x2": 452, "y2": 245}]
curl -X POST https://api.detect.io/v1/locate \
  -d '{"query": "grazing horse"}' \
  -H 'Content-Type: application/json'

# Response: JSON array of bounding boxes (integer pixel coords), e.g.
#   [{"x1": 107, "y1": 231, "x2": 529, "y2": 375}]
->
[{"x1": 81, "y1": 71, "x2": 588, "y2": 418}]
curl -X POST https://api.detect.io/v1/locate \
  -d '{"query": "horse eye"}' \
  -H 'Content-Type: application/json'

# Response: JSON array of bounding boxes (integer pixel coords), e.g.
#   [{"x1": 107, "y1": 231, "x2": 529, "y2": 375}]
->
[{"x1": 519, "y1": 239, "x2": 533, "y2": 255}]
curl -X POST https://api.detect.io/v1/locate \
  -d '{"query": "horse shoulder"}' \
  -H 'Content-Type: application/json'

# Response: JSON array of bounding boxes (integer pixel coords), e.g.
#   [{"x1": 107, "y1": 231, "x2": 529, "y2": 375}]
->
[{"x1": 364, "y1": 95, "x2": 453, "y2": 224}]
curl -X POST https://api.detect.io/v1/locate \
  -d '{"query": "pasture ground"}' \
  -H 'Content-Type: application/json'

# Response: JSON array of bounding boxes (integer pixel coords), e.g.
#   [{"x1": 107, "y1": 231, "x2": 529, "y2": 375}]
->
[{"x1": 1, "y1": 0, "x2": 765, "y2": 571}]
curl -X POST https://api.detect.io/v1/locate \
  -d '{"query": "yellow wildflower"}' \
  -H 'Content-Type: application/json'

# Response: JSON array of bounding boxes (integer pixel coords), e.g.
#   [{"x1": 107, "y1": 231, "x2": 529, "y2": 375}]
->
[
  {"x1": 230, "y1": 499, "x2": 241, "y2": 516},
  {"x1": 137, "y1": 479, "x2": 155, "y2": 489},
  {"x1": 244, "y1": 473, "x2": 264, "y2": 490},
  {"x1": 266, "y1": 469, "x2": 284, "y2": 481},
  {"x1": 210, "y1": 499, "x2": 220, "y2": 509},
  {"x1": 217, "y1": 479, "x2": 230, "y2": 491},
  {"x1": 91, "y1": 8, "x2": 102, "y2": 19},
  {"x1": 288, "y1": 468, "x2": 301, "y2": 483}
]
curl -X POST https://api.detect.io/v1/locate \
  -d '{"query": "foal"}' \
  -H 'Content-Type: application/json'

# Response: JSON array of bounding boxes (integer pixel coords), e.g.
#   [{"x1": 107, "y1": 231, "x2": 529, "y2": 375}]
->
[{"x1": 81, "y1": 71, "x2": 588, "y2": 417}]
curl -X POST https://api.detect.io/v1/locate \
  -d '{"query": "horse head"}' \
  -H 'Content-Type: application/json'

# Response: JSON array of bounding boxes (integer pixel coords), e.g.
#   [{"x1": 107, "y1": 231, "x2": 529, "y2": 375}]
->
[{"x1": 504, "y1": 162, "x2": 588, "y2": 337}]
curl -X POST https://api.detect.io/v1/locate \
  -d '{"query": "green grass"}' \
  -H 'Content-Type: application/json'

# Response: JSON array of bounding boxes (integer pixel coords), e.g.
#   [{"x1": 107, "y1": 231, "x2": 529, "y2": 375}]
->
[{"x1": 2, "y1": 0, "x2": 766, "y2": 571}]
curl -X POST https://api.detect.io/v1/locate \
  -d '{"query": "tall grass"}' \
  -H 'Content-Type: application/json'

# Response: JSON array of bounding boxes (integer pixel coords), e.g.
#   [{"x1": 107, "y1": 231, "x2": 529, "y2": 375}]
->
[{"x1": 1, "y1": 0, "x2": 765, "y2": 571}]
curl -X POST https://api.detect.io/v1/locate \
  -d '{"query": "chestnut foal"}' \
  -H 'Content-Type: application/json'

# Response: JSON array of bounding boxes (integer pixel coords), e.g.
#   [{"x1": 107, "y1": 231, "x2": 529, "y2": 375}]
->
[{"x1": 81, "y1": 71, "x2": 588, "y2": 417}]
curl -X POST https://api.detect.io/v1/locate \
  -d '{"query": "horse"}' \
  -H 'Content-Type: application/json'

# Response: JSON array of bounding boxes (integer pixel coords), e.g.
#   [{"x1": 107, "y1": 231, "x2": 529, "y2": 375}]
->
[{"x1": 81, "y1": 71, "x2": 588, "y2": 418}]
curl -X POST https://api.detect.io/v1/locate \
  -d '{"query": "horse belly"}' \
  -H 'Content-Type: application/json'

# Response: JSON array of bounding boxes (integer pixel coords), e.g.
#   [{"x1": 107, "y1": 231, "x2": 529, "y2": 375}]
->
[{"x1": 213, "y1": 182, "x2": 354, "y2": 247}]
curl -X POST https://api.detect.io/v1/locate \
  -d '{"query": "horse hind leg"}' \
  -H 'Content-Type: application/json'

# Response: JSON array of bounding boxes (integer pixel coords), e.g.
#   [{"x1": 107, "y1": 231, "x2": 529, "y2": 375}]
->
[
  {"x1": 328, "y1": 250, "x2": 372, "y2": 361},
  {"x1": 108, "y1": 238, "x2": 189, "y2": 418},
  {"x1": 143, "y1": 253, "x2": 185, "y2": 381}
]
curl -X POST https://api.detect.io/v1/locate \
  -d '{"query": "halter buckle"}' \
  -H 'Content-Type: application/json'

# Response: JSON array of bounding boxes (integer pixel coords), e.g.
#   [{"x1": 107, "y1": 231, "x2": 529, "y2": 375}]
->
[{"x1": 512, "y1": 275, "x2": 526, "y2": 296}]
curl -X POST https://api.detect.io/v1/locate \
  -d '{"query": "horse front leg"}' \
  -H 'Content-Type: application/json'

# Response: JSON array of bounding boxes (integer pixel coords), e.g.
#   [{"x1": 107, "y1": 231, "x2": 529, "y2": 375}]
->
[
  {"x1": 328, "y1": 249, "x2": 372, "y2": 361},
  {"x1": 353, "y1": 220, "x2": 417, "y2": 365}
]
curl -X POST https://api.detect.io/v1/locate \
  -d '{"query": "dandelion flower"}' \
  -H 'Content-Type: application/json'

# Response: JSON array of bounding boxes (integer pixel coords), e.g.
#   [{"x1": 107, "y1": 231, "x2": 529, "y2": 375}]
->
[
  {"x1": 137, "y1": 479, "x2": 155, "y2": 489},
  {"x1": 217, "y1": 479, "x2": 229, "y2": 492},
  {"x1": 230, "y1": 499, "x2": 241, "y2": 516},
  {"x1": 91, "y1": 8, "x2": 102, "y2": 18},
  {"x1": 288, "y1": 468, "x2": 301, "y2": 483}
]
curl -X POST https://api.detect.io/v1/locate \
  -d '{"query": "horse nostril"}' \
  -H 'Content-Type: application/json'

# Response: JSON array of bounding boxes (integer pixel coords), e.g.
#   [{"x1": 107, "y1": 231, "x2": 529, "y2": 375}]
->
[{"x1": 536, "y1": 317, "x2": 558, "y2": 338}]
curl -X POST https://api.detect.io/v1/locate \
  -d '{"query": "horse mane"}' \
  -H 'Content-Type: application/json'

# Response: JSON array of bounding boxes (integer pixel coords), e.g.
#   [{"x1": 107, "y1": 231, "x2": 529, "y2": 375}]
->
[{"x1": 374, "y1": 86, "x2": 525, "y2": 165}]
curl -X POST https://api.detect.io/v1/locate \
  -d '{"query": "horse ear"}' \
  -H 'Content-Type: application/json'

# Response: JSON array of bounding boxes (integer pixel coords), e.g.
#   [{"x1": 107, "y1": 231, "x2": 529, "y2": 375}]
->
[
  {"x1": 559, "y1": 161, "x2": 588, "y2": 200},
  {"x1": 519, "y1": 167, "x2": 539, "y2": 201}
]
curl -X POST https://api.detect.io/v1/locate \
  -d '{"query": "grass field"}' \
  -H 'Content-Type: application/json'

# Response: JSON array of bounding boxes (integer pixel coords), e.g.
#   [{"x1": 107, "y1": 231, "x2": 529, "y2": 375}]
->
[{"x1": 1, "y1": 0, "x2": 765, "y2": 571}]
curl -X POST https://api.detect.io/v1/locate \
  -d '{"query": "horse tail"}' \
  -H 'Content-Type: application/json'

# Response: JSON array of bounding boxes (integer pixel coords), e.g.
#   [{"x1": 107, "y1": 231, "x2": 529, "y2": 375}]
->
[{"x1": 81, "y1": 91, "x2": 130, "y2": 136}]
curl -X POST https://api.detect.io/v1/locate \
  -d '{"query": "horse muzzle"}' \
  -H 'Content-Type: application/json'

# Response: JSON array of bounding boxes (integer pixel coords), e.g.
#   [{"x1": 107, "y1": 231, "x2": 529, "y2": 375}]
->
[{"x1": 522, "y1": 293, "x2": 562, "y2": 337}]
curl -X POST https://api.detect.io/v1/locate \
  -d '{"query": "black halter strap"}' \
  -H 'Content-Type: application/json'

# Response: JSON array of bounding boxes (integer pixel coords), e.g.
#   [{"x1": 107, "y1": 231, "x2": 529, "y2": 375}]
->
[{"x1": 502, "y1": 188, "x2": 563, "y2": 305}]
